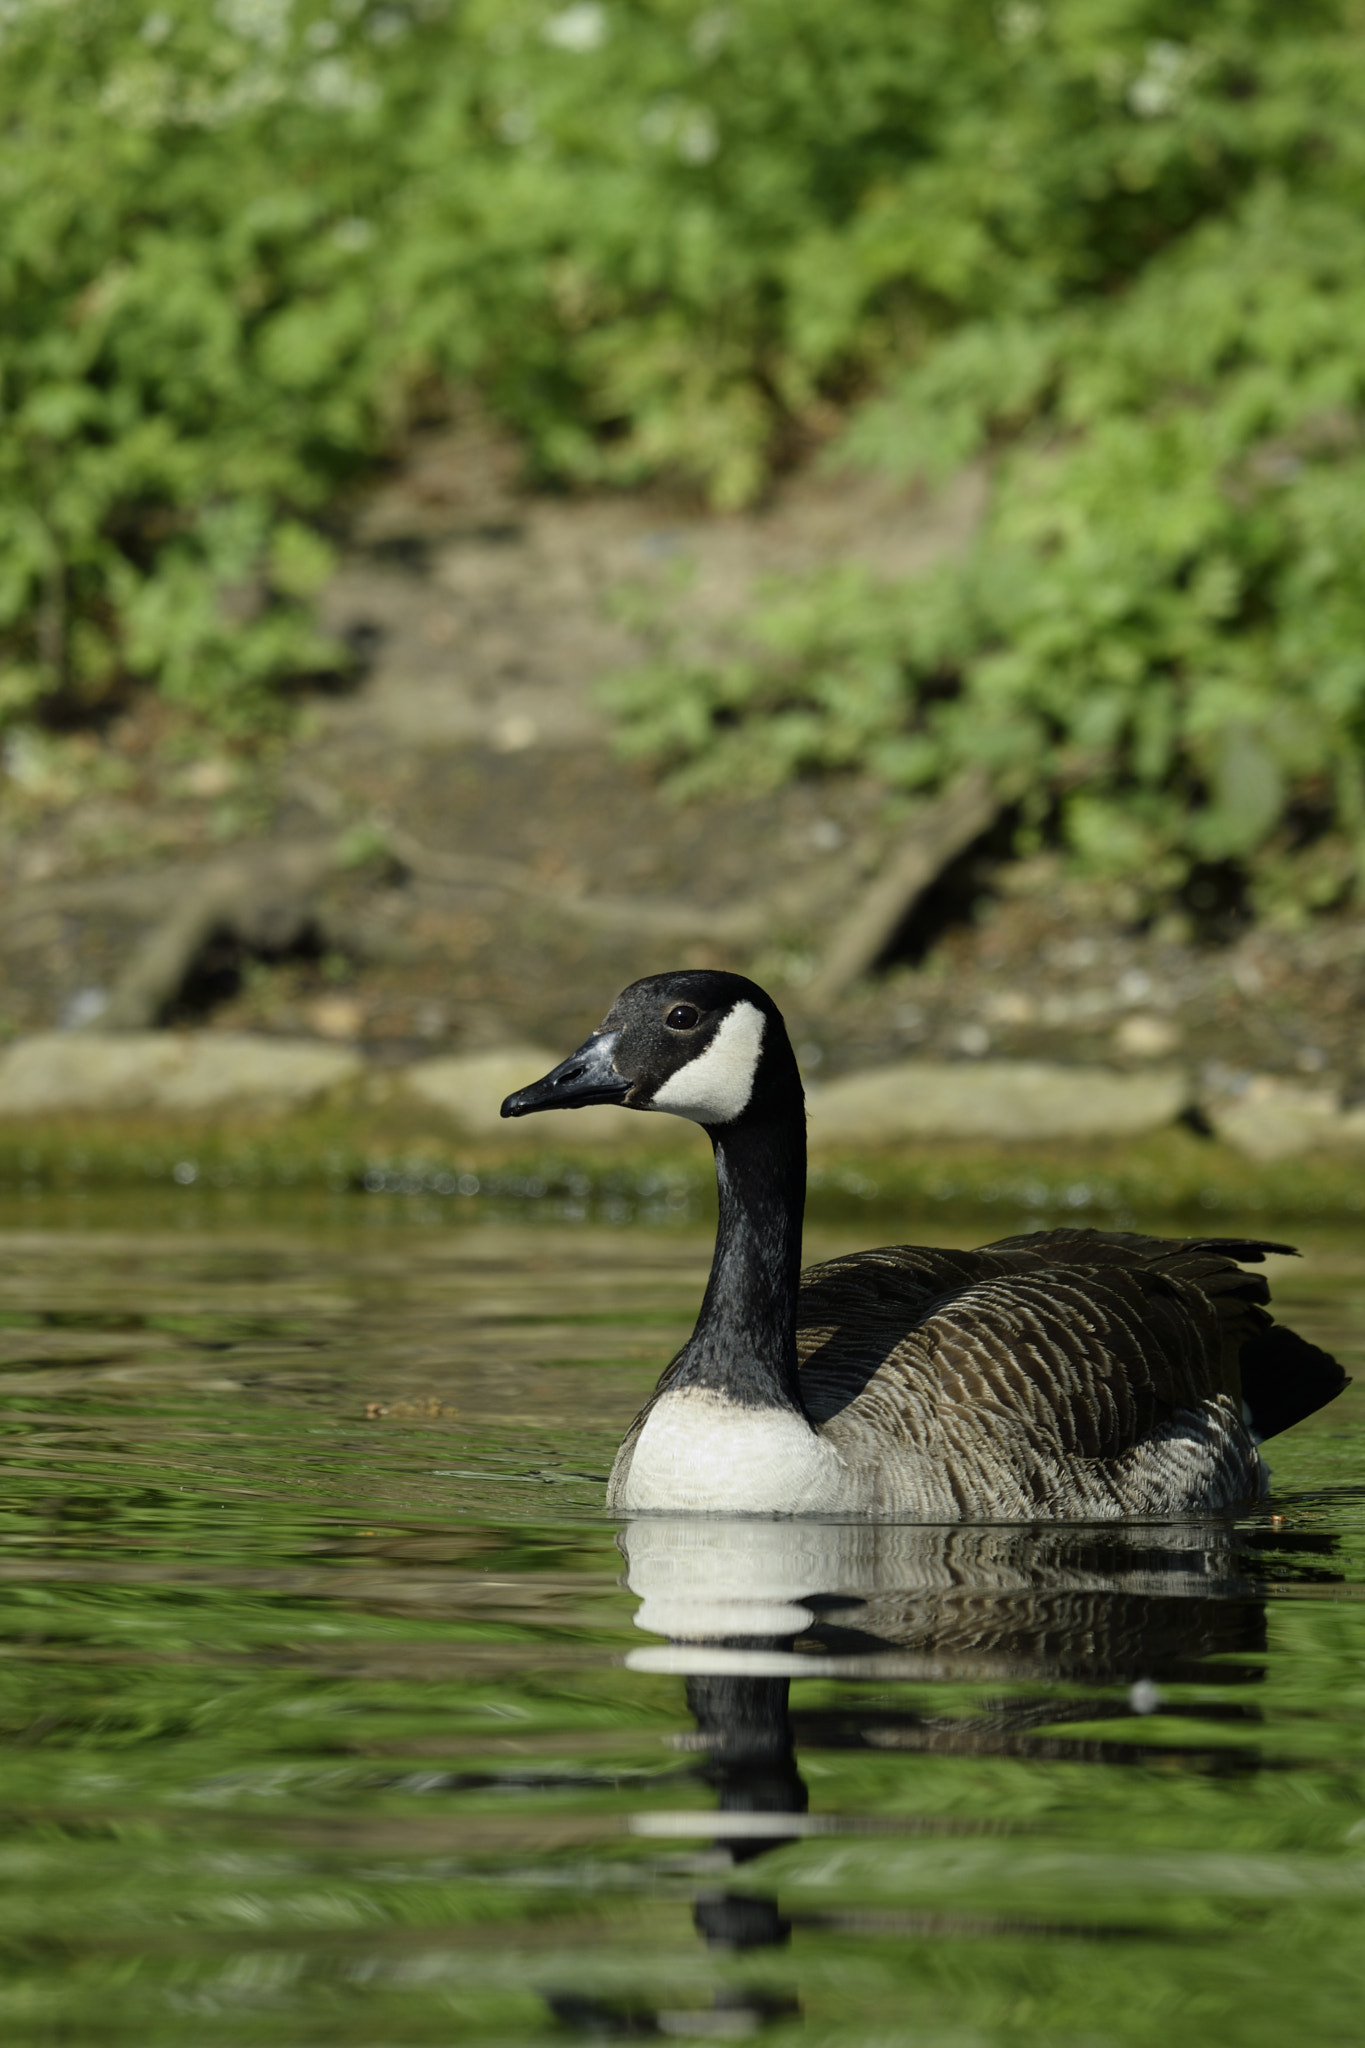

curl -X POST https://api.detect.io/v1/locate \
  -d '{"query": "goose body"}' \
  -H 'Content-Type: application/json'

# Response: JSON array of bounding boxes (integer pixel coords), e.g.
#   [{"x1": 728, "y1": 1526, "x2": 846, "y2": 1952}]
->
[{"x1": 501, "y1": 971, "x2": 1348, "y2": 1518}]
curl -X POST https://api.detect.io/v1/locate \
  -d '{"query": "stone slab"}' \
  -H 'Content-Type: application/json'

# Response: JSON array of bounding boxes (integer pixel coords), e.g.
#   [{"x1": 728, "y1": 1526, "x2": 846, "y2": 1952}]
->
[
  {"x1": 401, "y1": 1048, "x2": 687, "y2": 1146},
  {"x1": 0, "y1": 1033, "x2": 362, "y2": 1118},
  {"x1": 0, "y1": 1033, "x2": 1210, "y2": 1150},
  {"x1": 1204, "y1": 1075, "x2": 1365, "y2": 1162},
  {"x1": 804, "y1": 1059, "x2": 1190, "y2": 1147}
]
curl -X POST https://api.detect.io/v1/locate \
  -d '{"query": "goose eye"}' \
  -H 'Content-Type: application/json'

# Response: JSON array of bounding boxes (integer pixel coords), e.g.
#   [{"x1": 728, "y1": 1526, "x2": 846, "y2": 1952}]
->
[{"x1": 665, "y1": 1004, "x2": 701, "y2": 1031}]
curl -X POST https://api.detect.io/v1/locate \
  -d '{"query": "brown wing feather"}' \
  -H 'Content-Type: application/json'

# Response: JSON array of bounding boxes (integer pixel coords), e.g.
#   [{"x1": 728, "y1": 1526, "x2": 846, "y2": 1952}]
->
[{"x1": 796, "y1": 1229, "x2": 1286, "y2": 1453}]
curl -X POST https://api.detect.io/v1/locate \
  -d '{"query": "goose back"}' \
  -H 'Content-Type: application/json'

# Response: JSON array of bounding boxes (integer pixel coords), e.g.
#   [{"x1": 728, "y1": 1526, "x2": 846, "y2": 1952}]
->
[
  {"x1": 795, "y1": 1228, "x2": 1276, "y2": 1426},
  {"x1": 795, "y1": 1229, "x2": 1334, "y2": 1516}
]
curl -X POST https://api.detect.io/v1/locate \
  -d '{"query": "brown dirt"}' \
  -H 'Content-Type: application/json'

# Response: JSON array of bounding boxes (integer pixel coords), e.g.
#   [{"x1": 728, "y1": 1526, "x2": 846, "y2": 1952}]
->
[{"x1": 2, "y1": 422, "x2": 1364, "y2": 1100}]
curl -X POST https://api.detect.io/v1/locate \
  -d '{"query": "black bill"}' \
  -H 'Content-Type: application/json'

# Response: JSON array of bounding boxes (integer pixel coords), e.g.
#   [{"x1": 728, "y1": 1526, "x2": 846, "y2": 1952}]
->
[{"x1": 500, "y1": 1031, "x2": 630, "y2": 1117}]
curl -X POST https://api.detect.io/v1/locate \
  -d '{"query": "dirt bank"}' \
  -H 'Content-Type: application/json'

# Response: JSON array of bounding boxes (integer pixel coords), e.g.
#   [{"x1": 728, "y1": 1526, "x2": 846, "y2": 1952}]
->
[{"x1": 2, "y1": 425, "x2": 1363, "y2": 1113}]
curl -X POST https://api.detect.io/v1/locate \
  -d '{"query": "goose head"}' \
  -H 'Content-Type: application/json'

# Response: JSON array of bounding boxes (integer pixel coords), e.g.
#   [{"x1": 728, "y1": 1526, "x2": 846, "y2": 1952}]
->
[{"x1": 500, "y1": 970, "x2": 802, "y2": 1130}]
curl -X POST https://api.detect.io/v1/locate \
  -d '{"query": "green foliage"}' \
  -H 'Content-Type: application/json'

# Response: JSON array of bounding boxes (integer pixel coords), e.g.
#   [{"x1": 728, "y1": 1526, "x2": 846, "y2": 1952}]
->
[
  {"x1": 6, "y1": 0, "x2": 1365, "y2": 869},
  {"x1": 597, "y1": 2, "x2": 1365, "y2": 918},
  {"x1": 6, "y1": 0, "x2": 1032, "y2": 734}
]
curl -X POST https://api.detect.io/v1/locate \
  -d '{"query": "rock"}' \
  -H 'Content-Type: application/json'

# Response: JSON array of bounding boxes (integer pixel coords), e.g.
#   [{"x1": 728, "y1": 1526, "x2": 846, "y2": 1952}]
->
[
  {"x1": 151, "y1": 1037, "x2": 363, "y2": 1114},
  {"x1": 305, "y1": 995, "x2": 366, "y2": 1040},
  {"x1": 0, "y1": 1033, "x2": 362, "y2": 1119},
  {"x1": 1330, "y1": 1105, "x2": 1365, "y2": 1153},
  {"x1": 1113, "y1": 1013, "x2": 1182, "y2": 1059},
  {"x1": 805, "y1": 1059, "x2": 1189, "y2": 1147},
  {"x1": 1203, "y1": 1075, "x2": 1365, "y2": 1162},
  {"x1": 401, "y1": 1048, "x2": 687, "y2": 1146}
]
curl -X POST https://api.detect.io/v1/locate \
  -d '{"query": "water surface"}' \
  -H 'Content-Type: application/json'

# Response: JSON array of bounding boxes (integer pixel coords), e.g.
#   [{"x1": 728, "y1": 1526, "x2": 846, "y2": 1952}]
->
[{"x1": 1, "y1": 1193, "x2": 1362, "y2": 2045}]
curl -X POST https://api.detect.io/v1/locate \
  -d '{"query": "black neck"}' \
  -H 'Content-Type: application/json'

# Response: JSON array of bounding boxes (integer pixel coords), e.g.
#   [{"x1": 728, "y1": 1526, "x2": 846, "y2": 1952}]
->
[{"x1": 670, "y1": 1106, "x2": 807, "y2": 1413}]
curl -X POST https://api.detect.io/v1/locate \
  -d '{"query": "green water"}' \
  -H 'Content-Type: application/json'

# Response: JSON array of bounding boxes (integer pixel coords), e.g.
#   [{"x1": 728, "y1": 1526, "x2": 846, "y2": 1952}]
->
[{"x1": 0, "y1": 1193, "x2": 1362, "y2": 2046}]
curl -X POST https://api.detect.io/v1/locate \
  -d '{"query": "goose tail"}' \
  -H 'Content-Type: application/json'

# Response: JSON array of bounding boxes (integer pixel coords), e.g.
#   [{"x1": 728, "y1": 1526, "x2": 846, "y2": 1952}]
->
[{"x1": 1239, "y1": 1324, "x2": 1350, "y2": 1442}]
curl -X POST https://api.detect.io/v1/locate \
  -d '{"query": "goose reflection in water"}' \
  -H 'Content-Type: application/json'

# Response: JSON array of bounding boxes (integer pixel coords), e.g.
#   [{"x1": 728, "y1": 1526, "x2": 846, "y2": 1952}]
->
[{"x1": 547, "y1": 1514, "x2": 1341, "y2": 2039}]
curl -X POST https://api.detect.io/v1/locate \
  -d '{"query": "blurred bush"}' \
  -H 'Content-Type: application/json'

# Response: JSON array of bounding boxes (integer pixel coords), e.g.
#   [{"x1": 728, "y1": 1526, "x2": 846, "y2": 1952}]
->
[
  {"x1": 0, "y1": 0, "x2": 1010, "y2": 735},
  {"x1": 600, "y1": 3, "x2": 1365, "y2": 921},
  {"x1": 4, "y1": 0, "x2": 1365, "y2": 929}
]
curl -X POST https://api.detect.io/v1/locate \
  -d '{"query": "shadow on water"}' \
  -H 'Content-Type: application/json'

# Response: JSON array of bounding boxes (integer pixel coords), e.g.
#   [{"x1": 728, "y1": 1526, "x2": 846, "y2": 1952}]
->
[{"x1": 547, "y1": 1516, "x2": 1340, "y2": 2040}]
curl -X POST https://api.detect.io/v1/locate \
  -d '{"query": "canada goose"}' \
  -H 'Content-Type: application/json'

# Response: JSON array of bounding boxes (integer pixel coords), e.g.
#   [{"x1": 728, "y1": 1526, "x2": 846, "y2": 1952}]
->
[{"x1": 501, "y1": 970, "x2": 1348, "y2": 1516}]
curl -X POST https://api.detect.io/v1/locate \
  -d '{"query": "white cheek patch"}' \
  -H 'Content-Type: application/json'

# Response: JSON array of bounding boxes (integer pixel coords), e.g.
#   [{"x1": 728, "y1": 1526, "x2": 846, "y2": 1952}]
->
[{"x1": 649, "y1": 1000, "x2": 765, "y2": 1124}]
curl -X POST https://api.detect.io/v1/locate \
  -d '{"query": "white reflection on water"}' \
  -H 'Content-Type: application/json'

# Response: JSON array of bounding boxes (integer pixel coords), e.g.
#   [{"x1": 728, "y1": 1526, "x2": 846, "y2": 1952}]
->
[{"x1": 620, "y1": 1515, "x2": 1269, "y2": 1682}]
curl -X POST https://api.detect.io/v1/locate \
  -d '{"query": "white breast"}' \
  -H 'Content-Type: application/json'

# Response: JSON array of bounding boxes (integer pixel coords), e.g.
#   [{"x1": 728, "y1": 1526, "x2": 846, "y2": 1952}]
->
[{"x1": 616, "y1": 1386, "x2": 847, "y2": 1512}]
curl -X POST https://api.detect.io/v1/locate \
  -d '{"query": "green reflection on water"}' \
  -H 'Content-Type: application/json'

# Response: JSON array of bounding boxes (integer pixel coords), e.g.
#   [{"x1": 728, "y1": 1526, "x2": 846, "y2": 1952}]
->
[{"x1": 0, "y1": 1196, "x2": 1361, "y2": 2044}]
